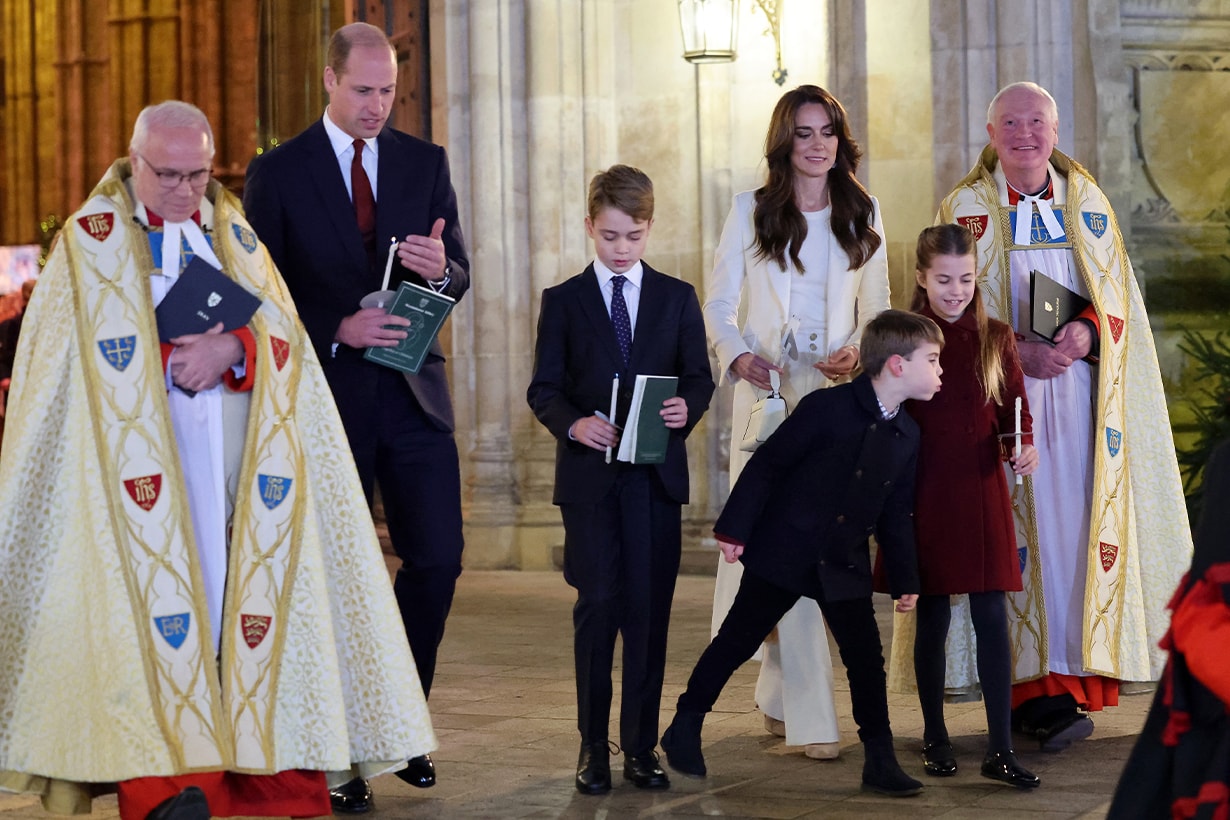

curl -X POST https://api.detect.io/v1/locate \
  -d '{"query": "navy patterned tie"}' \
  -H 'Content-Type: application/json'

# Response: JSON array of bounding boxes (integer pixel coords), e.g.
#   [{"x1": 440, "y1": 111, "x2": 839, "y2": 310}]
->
[{"x1": 610, "y1": 275, "x2": 632, "y2": 365}]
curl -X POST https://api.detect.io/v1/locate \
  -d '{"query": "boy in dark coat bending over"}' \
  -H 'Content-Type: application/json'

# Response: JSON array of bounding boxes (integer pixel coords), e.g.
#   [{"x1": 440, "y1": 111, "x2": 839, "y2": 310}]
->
[{"x1": 661, "y1": 309, "x2": 943, "y2": 797}]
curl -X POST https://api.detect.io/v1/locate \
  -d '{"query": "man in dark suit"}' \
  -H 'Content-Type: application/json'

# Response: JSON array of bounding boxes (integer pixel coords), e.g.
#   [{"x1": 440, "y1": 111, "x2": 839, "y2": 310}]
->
[
  {"x1": 527, "y1": 165, "x2": 714, "y2": 795},
  {"x1": 243, "y1": 21, "x2": 468, "y2": 812}
]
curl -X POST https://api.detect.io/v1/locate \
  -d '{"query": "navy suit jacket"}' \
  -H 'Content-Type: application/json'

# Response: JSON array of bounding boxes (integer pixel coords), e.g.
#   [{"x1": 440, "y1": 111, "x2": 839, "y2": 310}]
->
[
  {"x1": 242, "y1": 119, "x2": 469, "y2": 432},
  {"x1": 526, "y1": 263, "x2": 715, "y2": 505},
  {"x1": 715, "y1": 375, "x2": 921, "y2": 602}
]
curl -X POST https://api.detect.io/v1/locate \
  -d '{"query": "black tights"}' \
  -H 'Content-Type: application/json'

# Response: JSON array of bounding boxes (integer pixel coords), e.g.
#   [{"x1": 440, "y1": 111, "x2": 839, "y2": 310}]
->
[{"x1": 913, "y1": 591, "x2": 1012, "y2": 753}]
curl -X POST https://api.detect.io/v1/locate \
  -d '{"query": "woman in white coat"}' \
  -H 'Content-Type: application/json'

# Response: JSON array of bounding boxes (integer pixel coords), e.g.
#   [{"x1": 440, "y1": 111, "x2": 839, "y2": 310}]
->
[{"x1": 704, "y1": 84, "x2": 890, "y2": 759}]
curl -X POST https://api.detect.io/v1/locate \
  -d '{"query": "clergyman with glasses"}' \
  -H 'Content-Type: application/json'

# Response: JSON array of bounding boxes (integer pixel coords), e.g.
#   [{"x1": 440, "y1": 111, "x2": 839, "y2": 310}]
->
[{"x1": 0, "y1": 100, "x2": 434, "y2": 820}]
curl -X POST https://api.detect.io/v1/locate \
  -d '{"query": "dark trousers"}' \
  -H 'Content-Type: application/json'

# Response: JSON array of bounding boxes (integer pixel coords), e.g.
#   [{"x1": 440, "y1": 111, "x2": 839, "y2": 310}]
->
[
  {"x1": 559, "y1": 467, "x2": 681, "y2": 754},
  {"x1": 677, "y1": 569, "x2": 892, "y2": 743},
  {"x1": 914, "y1": 591, "x2": 1012, "y2": 752},
  {"x1": 344, "y1": 366, "x2": 464, "y2": 697}
]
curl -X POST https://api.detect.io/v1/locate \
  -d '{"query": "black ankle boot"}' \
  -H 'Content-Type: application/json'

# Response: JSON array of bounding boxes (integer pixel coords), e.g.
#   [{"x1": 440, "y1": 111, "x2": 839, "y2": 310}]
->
[
  {"x1": 862, "y1": 737, "x2": 923, "y2": 797},
  {"x1": 660, "y1": 710, "x2": 707, "y2": 777}
]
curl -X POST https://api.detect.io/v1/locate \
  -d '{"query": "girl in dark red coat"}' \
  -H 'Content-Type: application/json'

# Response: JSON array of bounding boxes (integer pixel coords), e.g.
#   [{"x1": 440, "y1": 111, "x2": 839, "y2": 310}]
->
[{"x1": 907, "y1": 224, "x2": 1040, "y2": 788}]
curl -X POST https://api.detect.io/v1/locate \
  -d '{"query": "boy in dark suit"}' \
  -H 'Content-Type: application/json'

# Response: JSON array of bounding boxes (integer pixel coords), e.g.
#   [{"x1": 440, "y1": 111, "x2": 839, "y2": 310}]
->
[
  {"x1": 660, "y1": 309, "x2": 944, "y2": 797},
  {"x1": 527, "y1": 165, "x2": 715, "y2": 795}
]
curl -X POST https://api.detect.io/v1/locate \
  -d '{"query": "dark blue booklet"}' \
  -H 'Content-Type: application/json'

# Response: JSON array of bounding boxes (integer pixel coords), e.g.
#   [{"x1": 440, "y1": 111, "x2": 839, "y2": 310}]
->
[{"x1": 155, "y1": 256, "x2": 261, "y2": 343}]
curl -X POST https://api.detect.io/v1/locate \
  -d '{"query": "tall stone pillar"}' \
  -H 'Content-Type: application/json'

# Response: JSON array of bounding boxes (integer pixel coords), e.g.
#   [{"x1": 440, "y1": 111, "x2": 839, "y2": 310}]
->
[
  {"x1": 444, "y1": 1, "x2": 528, "y2": 568},
  {"x1": 516, "y1": 0, "x2": 592, "y2": 569},
  {"x1": 829, "y1": 0, "x2": 868, "y2": 186}
]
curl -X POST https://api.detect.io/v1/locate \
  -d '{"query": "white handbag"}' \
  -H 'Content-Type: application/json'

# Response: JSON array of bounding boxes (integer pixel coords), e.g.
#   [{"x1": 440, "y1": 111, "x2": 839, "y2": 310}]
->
[{"x1": 739, "y1": 370, "x2": 788, "y2": 452}]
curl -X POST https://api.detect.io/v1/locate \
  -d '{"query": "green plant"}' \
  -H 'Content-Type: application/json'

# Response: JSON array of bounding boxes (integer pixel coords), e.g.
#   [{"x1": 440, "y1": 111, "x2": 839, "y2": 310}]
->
[
  {"x1": 1176, "y1": 328, "x2": 1230, "y2": 523},
  {"x1": 37, "y1": 214, "x2": 63, "y2": 267}
]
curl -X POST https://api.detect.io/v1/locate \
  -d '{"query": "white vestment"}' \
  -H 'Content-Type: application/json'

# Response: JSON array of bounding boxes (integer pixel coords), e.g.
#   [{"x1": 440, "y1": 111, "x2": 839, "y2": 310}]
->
[{"x1": 0, "y1": 159, "x2": 435, "y2": 814}]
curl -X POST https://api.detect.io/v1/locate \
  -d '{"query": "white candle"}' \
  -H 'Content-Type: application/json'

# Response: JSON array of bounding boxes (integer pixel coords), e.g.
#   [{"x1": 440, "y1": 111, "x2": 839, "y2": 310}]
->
[
  {"x1": 1014, "y1": 396, "x2": 1023, "y2": 486},
  {"x1": 380, "y1": 236, "x2": 398, "y2": 292},
  {"x1": 605, "y1": 374, "x2": 619, "y2": 464}
]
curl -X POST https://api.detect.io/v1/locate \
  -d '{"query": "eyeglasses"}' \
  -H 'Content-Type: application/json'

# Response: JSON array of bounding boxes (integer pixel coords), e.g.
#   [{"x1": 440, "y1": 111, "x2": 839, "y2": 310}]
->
[{"x1": 136, "y1": 152, "x2": 212, "y2": 189}]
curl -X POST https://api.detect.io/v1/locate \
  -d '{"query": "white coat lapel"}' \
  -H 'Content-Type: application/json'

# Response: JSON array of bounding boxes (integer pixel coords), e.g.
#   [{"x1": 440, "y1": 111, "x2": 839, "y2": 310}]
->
[
  {"x1": 766, "y1": 252, "x2": 791, "y2": 336},
  {"x1": 823, "y1": 216, "x2": 853, "y2": 356}
]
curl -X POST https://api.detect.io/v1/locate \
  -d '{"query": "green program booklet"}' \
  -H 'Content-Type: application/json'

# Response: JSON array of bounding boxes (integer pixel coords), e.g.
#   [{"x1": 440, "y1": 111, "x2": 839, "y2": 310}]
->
[
  {"x1": 616, "y1": 375, "x2": 678, "y2": 465},
  {"x1": 363, "y1": 280, "x2": 456, "y2": 374}
]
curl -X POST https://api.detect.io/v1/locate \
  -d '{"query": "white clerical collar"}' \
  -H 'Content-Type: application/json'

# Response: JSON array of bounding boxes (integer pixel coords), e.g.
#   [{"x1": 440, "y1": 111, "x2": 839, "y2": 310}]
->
[
  {"x1": 129, "y1": 185, "x2": 222, "y2": 277},
  {"x1": 593, "y1": 259, "x2": 644, "y2": 290},
  {"x1": 995, "y1": 164, "x2": 1066, "y2": 246},
  {"x1": 323, "y1": 108, "x2": 377, "y2": 160}
]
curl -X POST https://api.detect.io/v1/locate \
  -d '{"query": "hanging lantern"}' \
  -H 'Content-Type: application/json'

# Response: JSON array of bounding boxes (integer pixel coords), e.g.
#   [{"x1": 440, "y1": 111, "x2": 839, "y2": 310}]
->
[{"x1": 678, "y1": 0, "x2": 740, "y2": 64}]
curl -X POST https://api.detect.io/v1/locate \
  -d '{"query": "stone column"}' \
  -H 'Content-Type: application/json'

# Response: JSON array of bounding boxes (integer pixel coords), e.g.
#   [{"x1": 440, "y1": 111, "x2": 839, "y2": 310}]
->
[
  {"x1": 829, "y1": 0, "x2": 868, "y2": 186},
  {"x1": 449, "y1": 0, "x2": 528, "y2": 568}
]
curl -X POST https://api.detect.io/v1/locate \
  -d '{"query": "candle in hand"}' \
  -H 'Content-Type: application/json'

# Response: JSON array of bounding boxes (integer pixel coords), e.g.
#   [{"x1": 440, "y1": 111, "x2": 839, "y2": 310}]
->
[
  {"x1": 1014, "y1": 396, "x2": 1023, "y2": 486},
  {"x1": 381, "y1": 237, "x2": 398, "y2": 292}
]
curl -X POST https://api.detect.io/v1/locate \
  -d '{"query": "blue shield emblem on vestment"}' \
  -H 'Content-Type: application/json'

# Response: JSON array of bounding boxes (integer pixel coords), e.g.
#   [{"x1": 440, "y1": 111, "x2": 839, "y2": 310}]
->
[
  {"x1": 154, "y1": 613, "x2": 191, "y2": 649},
  {"x1": 1082, "y1": 212, "x2": 1109, "y2": 239},
  {"x1": 233, "y1": 223, "x2": 258, "y2": 254},
  {"x1": 1105, "y1": 427, "x2": 1123, "y2": 457},
  {"x1": 1018, "y1": 547, "x2": 1028, "y2": 574},
  {"x1": 258, "y1": 474, "x2": 292, "y2": 510},
  {"x1": 97, "y1": 336, "x2": 137, "y2": 372}
]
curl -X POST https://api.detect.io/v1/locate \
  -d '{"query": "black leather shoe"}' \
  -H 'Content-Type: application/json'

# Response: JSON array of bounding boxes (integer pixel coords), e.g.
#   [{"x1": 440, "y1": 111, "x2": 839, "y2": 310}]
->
[
  {"x1": 623, "y1": 749, "x2": 670, "y2": 790},
  {"x1": 981, "y1": 750, "x2": 1040, "y2": 788},
  {"x1": 576, "y1": 742, "x2": 612, "y2": 795},
  {"x1": 329, "y1": 777, "x2": 373, "y2": 814},
  {"x1": 147, "y1": 786, "x2": 210, "y2": 820},
  {"x1": 394, "y1": 754, "x2": 436, "y2": 788},
  {"x1": 1038, "y1": 712, "x2": 1094, "y2": 752},
  {"x1": 921, "y1": 741, "x2": 957, "y2": 777}
]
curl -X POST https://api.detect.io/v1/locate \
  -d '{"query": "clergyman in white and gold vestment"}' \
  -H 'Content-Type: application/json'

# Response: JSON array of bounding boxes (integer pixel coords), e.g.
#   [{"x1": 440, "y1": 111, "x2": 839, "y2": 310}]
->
[{"x1": 0, "y1": 101, "x2": 434, "y2": 819}]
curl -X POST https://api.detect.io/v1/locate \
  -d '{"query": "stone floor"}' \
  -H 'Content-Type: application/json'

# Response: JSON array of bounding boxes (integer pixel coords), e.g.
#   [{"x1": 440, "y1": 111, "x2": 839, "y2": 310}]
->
[{"x1": 0, "y1": 570, "x2": 1149, "y2": 819}]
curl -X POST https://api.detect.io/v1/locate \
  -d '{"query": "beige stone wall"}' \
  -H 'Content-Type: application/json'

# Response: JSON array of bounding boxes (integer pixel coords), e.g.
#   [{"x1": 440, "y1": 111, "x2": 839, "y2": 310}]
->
[
  {"x1": 435, "y1": 0, "x2": 1215, "y2": 568},
  {"x1": 867, "y1": 0, "x2": 935, "y2": 305},
  {"x1": 437, "y1": 0, "x2": 837, "y2": 568}
]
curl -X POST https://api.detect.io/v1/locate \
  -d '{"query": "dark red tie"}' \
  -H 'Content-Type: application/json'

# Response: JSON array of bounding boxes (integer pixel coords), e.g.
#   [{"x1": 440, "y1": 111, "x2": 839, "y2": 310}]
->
[{"x1": 351, "y1": 139, "x2": 376, "y2": 250}]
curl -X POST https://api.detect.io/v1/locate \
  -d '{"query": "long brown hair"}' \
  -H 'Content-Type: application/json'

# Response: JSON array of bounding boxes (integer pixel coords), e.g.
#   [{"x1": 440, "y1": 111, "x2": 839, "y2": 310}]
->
[
  {"x1": 911, "y1": 224, "x2": 1005, "y2": 405},
  {"x1": 752, "y1": 85, "x2": 880, "y2": 273}
]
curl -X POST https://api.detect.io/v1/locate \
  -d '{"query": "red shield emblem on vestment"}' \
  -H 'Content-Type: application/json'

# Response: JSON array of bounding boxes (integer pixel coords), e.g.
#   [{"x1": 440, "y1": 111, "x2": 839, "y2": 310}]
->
[
  {"x1": 956, "y1": 214, "x2": 988, "y2": 241},
  {"x1": 241, "y1": 613, "x2": 272, "y2": 649},
  {"x1": 270, "y1": 336, "x2": 289, "y2": 371},
  {"x1": 123, "y1": 474, "x2": 163, "y2": 511},
  {"x1": 1099, "y1": 541, "x2": 1119, "y2": 572},
  {"x1": 1107, "y1": 315, "x2": 1124, "y2": 345},
  {"x1": 78, "y1": 212, "x2": 115, "y2": 242}
]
